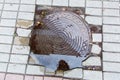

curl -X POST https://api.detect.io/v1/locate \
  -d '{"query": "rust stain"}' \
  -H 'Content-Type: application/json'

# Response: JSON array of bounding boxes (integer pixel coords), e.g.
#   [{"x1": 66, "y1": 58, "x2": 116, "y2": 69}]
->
[
  {"x1": 17, "y1": 20, "x2": 33, "y2": 29},
  {"x1": 14, "y1": 37, "x2": 29, "y2": 45}
]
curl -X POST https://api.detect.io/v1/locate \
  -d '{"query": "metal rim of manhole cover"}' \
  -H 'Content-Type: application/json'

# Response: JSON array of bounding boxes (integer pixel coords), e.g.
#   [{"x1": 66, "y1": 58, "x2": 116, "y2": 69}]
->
[{"x1": 30, "y1": 8, "x2": 92, "y2": 71}]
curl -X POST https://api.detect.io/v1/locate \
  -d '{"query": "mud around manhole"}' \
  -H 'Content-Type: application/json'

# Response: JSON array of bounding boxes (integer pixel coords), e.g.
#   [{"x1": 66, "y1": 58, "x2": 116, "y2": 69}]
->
[{"x1": 29, "y1": 6, "x2": 93, "y2": 71}]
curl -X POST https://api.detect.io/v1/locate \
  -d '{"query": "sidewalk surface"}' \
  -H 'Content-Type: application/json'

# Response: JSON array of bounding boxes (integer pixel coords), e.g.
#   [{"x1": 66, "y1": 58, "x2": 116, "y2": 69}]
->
[{"x1": 0, "y1": 0, "x2": 120, "y2": 80}]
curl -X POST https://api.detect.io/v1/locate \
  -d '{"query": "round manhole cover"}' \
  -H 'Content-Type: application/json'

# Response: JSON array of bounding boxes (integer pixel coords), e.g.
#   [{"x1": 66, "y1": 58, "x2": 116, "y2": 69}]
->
[{"x1": 30, "y1": 10, "x2": 91, "y2": 71}]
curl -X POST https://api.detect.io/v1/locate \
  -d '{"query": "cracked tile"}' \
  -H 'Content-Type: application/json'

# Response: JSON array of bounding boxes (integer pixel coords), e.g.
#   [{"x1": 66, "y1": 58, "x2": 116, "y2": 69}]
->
[
  {"x1": 91, "y1": 44, "x2": 101, "y2": 54},
  {"x1": 14, "y1": 36, "x2": 29, "y2": 45},
  {"x1": 16, "y1": 28, "x2": 31, "y2": 37},
  {"x1": 83, "y1": 57, "x2": 101, "y2": 66},
  {"x1": 92, "y1": 33, "x2": 102, "y2": 42},
  {"x1": 12, "y1": 45, "x2": 30, "y2": 54},
  {"x1": 16, "y1": 20, "x2": 33, "y2": 29}
]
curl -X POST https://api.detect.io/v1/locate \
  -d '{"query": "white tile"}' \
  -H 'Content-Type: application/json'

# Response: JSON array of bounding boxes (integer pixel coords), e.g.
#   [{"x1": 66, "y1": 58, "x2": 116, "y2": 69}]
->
[
  {"x1": 3, "y1": 4, "x2": 19, "y2": 11},
  {"x1": 0, "y1": 35, "x2": 13, "y2": 44},
  {"x1": 17, "y1": 28, "x2": 31, "y2": 37},
  {"x1": 103, "y1": 62, "x2": 120, "y2": 72},
  {"x1": 103, "y1": 25, "x2": 120, "y2": 33},
  {"x1": 103, "y1": 52, "x2": 120, "y2": 62},
  {"x1": 103, "y1": 1, "x2": 119, "y2": 9},
  {"x1": 12, "y1": 45, "x2": 30, "y2": 54},
  {"x1": 18, "y1": 12, "x2": 34, "y2": 20},
  {"x1": 92, "y1": 33, "x2": 102, "y2": 42},
  {"x1": 103, "y1": 9, "x2": 119, "y2": 16},
  {"x1": 2, "y1": 11, "x2": 17, "y2": 19},
  {"x1": 0, "y1": 11, "x2": 1, "y2": 15},
  {"x1": 20, "y1": 5, "x2": 35, "y2": 12},
  {"x1": 10, "y1": 54, "x2": 28, "y2": 64},
  {"x1": 53, "y1": 0, "x2": 68, "y2": 6},
  {"x1": 83, "y1": 57, "x2": 101, "y2": 66},
  {"x1": 26, "y1": 65, "x2": 45, "y2": 75},
  {"x1": 104, "y1": 72, "x2": 120, "y2": 80},
  {"x1": 86, "y1": 1, "x2": 102, "y2": 8},
  {"x1": 69, "y1": 0, "x2": 85, "y2": 7},
  {"x1": 0, "y1": 44, "x2": 11, "y2": 53},
  {"x1": 36, "y1": 0, "x2": 52, "y2": 5},
  {"x1": 0, "y1": 27, "x2": 15, "y2": 35},
  {"x1": 83, "y1": 70, "x2": 102, "y2": 80},
  {"x1": 103, "y1": 34, "x2": 120, "y2": 43},
  {"x1": 85, "y1": 16, "x2": 102, "y2": 25},
  {"x1": 5, "y1": 0, "x2": 20, "y2": 3},
  {"x1": 103, "y1": 43, "x2": 120, "y2": 52},
  {"x1": 0, "y1": 63, "x2": 7, "y2": 72},
  {"x1": 103, "y1": 17, "x2": 120, "y2": 25},
  {"x1": 7, "y1": 64, "x2": 26, "y2": 74},
  {"x1": 86, "y1": 8, "x2": 102, "y2": 16},
  {"x1": 0, "y1": 53, "x2": 9, "y2": 62},
  {"x1": 0, "y1": 19, "x2": 16, "y2": 27},
  {"x1": 64, "y1": 68, "x2": 82, "y2": 78},
  {"x1": 91, "y1": 44, "x2": 101, "y2": 54},
  {"x1": 0, "y1": 4, "x2": 3, "y2": 10},
  {"x1": 0, "y1": 0, "x2": 4, "y2": 2},
  {"x1": 21, "y1": 0, "x2": 35, "y2": 4}
]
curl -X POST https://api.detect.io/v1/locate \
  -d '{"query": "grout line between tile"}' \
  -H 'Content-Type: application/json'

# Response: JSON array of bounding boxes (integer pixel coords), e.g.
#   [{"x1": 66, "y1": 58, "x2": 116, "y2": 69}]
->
[{"x1": 4, "y1": 0, "x2": 21, "y2": 79}]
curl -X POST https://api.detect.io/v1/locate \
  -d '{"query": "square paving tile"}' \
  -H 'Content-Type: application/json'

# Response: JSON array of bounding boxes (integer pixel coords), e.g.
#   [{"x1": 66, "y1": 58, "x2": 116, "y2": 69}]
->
[
  {"x1": 44, "y1": 77, "x2": 62, "y2": 80},
  {"x1": 10, "y1": 54, "x2": 28, "y2": 64},
  {"x1": 0, "y1": 63, "x2": 7, "y2": 72},
  {"x1": 5, "y1": 0, "x2": 20, "y2": 3},
  {"x1": 34, "y1": 76, "x2": 43, "y2": 80},
  {"x1": 0, "y1": 35, "x2": 13, "y2": 44},
  {"x1": 12, "y1": 45, "x2": 30, "y2": 54},
  {"x1": 0, "y1": 19, "x2": 16, "y2": 27},
  {"x1": 3, "y1": 4, "x2": 19, "y2": 11},
  {"x1": 26, "y1": 65, "x2": 45, "y2": 75},
  {"x1": 0, "y1": 53, "x2": 9, "y2": 62},
  {"x1": 0, "y1": 44, "x2": 11, "y2": 53},
  {"x1": 5, "y1": 74, "x2": 24, "y2": 80},
  {"x1": 1, "y1": 11, "x2": 17, "y2": 19},
  {"x1": 7, "y1": 64, "x2": 26, "y2": 74},
  {"x1": 25, "y1": 75, "x2": 34, "y2": 80},
  {"x1": 0, "y1": 73, "x2": 5, "y2": 80},
  {"x1": 0, "y1": 27, "x2": 15, "y2": 36}
]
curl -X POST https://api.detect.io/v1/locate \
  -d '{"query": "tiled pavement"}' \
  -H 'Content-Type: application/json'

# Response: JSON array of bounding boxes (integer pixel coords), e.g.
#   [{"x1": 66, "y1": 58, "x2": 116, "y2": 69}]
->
[{"x1": 0, "y1": 0, "x2": 120, "y2": 80}]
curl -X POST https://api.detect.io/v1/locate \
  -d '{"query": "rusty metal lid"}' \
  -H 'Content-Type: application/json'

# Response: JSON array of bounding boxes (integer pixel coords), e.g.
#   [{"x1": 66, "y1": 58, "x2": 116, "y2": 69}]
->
[{"x1": 30, "y1": 11, "x2": 91, "y2": 71}]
